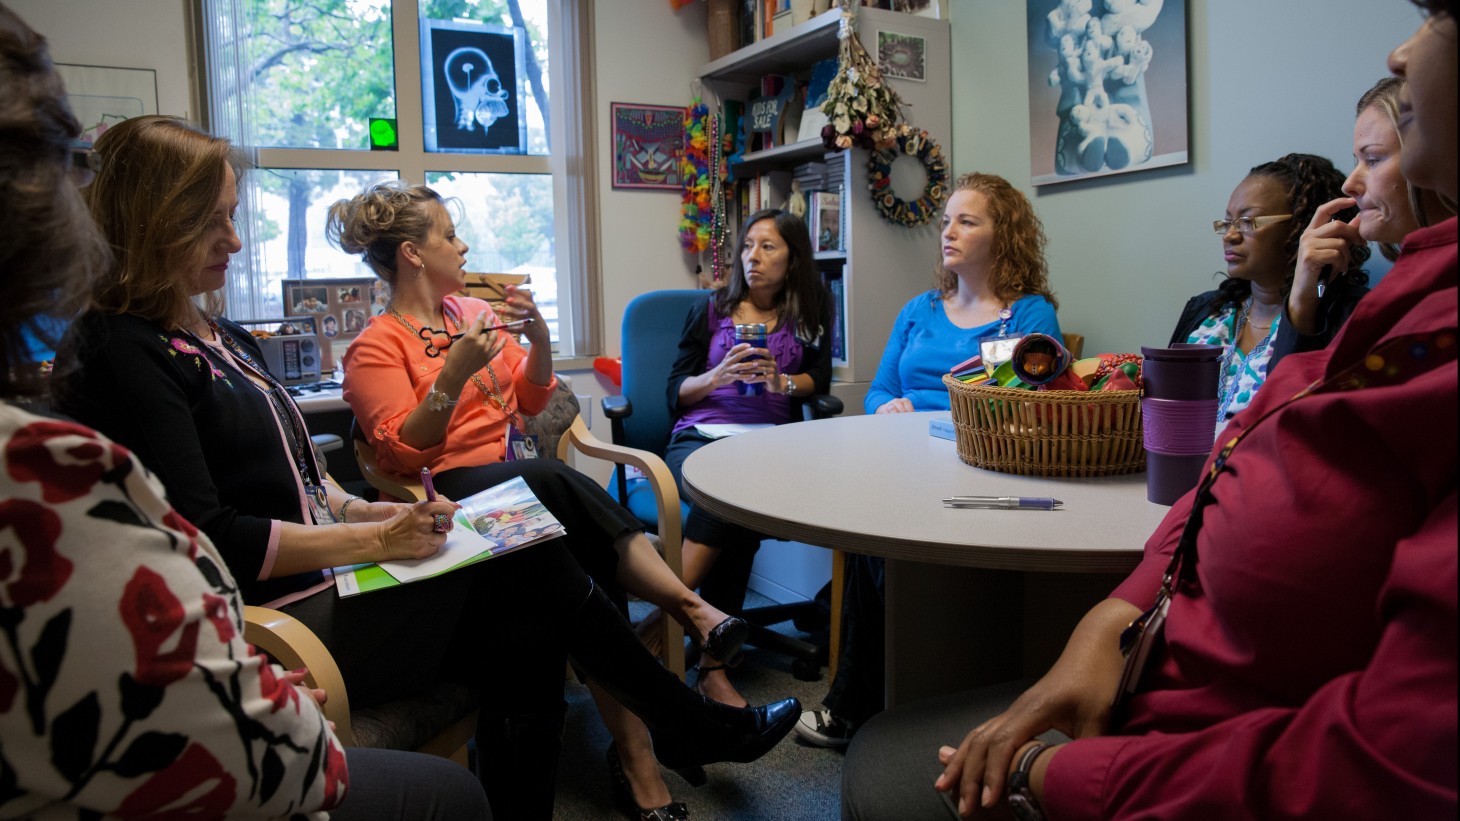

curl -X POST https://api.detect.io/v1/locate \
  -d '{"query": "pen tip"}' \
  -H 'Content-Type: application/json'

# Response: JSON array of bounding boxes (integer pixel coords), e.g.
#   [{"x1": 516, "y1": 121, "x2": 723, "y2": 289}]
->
[{"x1": 1053, "y1": 499, "x2": 1063, "y2": 507}]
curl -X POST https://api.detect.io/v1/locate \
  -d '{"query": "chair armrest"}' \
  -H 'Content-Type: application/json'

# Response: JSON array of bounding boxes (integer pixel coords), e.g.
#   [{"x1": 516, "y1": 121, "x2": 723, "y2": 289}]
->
[
  {"x1": 243, "y1": 605, "x2": 356, "y2": 746},
  {"x1": 557, "y1": 416, "x2": 687, "y2": 679},
  {"x1": 808, "y1": 393, "x2": 843, "y2": 419},
  {"x1": 353, "y1": 438, "x2": 425, "y2": 503},
  {"x1": 601, "y1": 394, "x2": 632, "y2": 420}
]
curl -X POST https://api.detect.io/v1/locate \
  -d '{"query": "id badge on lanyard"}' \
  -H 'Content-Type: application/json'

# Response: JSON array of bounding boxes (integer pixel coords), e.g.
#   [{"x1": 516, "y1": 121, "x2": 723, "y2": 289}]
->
[
  {"x1": 306, "y1": 483, "x2": 335, "y2": 525},
  {"x1": 978, "y1": 307, "x2": 1023, "y2": 371},
  {"x1": 506, "y1": 426, "x2": 541, "y2": 461}
]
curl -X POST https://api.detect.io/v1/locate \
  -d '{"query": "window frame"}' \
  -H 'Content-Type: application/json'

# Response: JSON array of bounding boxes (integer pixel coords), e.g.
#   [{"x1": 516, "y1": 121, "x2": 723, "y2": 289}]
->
[{"x1": 195, "y1": 0, "x2": 601, "y2": 360}]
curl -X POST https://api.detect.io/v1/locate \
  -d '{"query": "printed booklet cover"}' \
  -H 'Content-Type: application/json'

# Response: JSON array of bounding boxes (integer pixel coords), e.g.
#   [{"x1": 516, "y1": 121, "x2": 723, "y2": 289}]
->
[{"x1": 333, "y1": 475, "x2": 564, "y2": 597}]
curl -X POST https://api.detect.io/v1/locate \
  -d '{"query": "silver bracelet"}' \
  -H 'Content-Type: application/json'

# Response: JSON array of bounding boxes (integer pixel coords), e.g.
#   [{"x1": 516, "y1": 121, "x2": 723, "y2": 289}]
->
[
  {"x1": 783, "y1": 373, "x2": 796, "y2": 396},
  {"x1": 338, "y1": 495, "x2": 363, "y2": 523}
]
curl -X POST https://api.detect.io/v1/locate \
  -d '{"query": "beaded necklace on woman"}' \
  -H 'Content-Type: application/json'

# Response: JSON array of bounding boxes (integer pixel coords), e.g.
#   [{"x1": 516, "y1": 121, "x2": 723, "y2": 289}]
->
[
  {"x1": 387, "y1": 302, "x2": 523, "y2": 427},
  {"x1": 1216, "y1": 295, "x2": 1281, "y2": 424}
]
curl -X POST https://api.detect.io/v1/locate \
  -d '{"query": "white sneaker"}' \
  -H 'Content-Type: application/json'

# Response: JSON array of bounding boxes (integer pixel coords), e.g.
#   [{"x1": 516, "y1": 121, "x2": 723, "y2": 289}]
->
[{"x1": 794, "y1": 708, "x2": 855, "y2": 748}]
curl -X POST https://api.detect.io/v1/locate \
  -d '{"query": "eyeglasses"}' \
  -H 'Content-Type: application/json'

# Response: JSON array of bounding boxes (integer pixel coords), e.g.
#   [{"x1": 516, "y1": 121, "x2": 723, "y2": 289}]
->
[{"x1": 1212, "y1": 214, "x2": 1293, "y2": 235}]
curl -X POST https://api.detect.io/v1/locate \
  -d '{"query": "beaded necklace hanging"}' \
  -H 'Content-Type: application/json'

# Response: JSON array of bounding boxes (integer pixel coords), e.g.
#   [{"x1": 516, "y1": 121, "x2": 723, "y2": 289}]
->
[{"x1": 388, "y1": 305, "x2": 523, "y2": 427}]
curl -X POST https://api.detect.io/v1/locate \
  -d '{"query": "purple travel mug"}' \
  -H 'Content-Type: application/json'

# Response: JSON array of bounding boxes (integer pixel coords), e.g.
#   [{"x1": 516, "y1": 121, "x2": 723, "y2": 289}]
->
[
  {"x1": 734, "y1": 323, "x2": 768, "y2": 396},
  {"x1": 1141, "y1": 344, "x2": 1223, "y2": 505}
]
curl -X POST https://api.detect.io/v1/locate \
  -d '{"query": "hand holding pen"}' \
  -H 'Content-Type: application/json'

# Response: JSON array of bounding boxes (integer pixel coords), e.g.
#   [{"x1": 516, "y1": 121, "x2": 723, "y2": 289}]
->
[
  {"x1": 421, "y1": 467, "x2": 453, "y2": 533},
  {"x1": 1291, "y1": 196, "x2": 1363, "y2": 333}
]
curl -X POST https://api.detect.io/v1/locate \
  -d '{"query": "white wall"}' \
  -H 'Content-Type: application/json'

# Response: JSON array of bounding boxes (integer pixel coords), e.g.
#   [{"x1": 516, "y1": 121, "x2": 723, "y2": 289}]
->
[
  {"x1": 592, "y1": 1, "x2": 714, "y2": 356},
  {"x1": 946, "y1": 0, "x2": 1418, "y2": 356},
  {"x1": 7, "y1": 0, "x2": 194, "y2": 120}
]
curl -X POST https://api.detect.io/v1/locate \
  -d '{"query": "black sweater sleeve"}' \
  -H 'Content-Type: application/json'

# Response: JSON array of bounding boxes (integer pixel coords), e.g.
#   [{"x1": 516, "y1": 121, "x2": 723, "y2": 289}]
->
[
  {"x1": 55, "y1": 314, "x2": 303, "y2": 598},
  {"x1": 1169, "y1": 291, "x2": 1218, "y2": 346},
  {"x1": 1270, "y1": 279, "x2": 1370, "y2": 373},
  {"x1": 667, "y1": 298, "x2": 714, "y2": 417},
  {"x1": 800, "y1": 300, "x2": 834, "y2": 396}
]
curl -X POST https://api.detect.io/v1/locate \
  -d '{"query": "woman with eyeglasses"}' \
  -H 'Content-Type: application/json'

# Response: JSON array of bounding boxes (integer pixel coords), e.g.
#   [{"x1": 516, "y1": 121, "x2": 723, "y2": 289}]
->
[
  {"x1": 842, "y1": 2, "x2": 1456, "y2": 818},
  {"x1": 1169, "y1": 153, "x2": 1369, "y2": 434}
]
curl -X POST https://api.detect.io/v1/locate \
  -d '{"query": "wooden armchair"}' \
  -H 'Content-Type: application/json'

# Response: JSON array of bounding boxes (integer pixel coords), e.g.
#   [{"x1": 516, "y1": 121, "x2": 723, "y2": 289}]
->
[
  {"x1": 351, "y1": 385, "x2": 688, "y2": 680},
  {"x1": 243, "y1": 606, "x2": 477, "y2": 764}
]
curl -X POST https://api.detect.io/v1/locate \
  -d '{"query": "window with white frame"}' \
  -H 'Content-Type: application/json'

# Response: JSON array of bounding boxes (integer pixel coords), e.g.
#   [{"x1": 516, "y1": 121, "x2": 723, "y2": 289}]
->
[{"x1": 199, "y1": 0, "x2": 599, "y2": 357}]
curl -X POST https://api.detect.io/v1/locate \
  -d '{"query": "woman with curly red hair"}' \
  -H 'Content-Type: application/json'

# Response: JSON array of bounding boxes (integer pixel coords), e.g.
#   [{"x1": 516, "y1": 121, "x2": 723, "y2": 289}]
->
[{"x1": 864, "y1": 172, "x2": 1061, "y2": 415}]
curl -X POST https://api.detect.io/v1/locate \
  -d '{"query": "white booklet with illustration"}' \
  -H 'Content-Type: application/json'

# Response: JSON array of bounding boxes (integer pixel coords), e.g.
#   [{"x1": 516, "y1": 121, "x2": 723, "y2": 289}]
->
[
  {"x1": 693, "y1": 423, "x2": 775, "y2": 439},
  {"x1": 333, "y1": 475, "x2": 564, "y2": 597}
]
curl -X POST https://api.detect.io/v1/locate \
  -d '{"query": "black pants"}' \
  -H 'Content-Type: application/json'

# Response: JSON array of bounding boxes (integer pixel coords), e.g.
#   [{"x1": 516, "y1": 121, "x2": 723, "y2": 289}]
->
[
  {"x1": 332, "y1": 748, "x2": 491, "y2": 821},
  {"x1": 664, "y1": 429, "x2": 765, "y2": 616},
  {"x1": 824, "y1": 554, "x2": 886, "y2": 727}
]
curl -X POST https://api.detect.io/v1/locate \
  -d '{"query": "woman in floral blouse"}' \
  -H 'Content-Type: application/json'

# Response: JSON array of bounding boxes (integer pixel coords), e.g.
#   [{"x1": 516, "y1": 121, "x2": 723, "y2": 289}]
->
[{"x1": 0, "y1": 5, "x2": 488, "y2": 818}]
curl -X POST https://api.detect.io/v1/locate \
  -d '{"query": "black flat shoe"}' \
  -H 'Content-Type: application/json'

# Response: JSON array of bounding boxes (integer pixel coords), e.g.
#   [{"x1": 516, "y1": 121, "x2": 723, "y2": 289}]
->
[
  {"x1": 607, "y1": 743, "x2": 690, "y2": 821},
  {"x1": 700, "y1": 616, "x2": 749, "y2": 666}
]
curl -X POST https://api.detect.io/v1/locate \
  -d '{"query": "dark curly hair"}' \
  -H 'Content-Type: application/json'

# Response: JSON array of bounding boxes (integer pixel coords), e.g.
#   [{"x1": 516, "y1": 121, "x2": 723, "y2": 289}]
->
[
  {"x1": 0, "y1": 4, "x2": 109, "y2": 399},
  {"x1": 715, "y1": 209, "x2": 828, "y2": 342},
  {"x1": 1209, "y1": 153, "x2": 1370, "y2": 312}
]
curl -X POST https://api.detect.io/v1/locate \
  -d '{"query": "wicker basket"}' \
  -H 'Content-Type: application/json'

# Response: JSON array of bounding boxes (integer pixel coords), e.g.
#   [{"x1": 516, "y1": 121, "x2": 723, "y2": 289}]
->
[{"x1": 942, "y1": 374, "x2": 1145, "y2": 477}]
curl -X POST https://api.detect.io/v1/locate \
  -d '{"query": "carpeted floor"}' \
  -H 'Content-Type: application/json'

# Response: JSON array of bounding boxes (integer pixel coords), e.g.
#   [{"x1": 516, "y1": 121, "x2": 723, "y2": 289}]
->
[{"x1": 551, "y1": 595, "x2": 847, "y2": 821}]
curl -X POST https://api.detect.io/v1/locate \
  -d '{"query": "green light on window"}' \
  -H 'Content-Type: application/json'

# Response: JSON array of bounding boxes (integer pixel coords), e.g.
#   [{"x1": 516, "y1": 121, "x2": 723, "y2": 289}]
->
[{"x1": 369, "y1": 118, "x2": 398, "y2": 150}]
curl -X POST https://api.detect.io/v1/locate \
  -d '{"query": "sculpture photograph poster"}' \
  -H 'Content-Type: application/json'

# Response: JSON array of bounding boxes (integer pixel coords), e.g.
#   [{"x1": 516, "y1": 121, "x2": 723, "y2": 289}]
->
[
  {"x1": 421, "y1": 19, "x2": 528, "y2": 154},
  {"x1": 1026, "y1": 0, "x2": 1189, "y2": 186},
  {"x1": 610, "y1": 103, "x2": 686, "y2": 190}
]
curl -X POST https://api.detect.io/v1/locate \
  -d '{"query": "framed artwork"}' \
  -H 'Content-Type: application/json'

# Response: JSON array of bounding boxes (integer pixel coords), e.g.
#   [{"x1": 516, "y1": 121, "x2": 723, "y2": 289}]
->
[
  {"x1": 610, "y1": 103, "x2": 686, "y2": 190},
  {"x1": 889, "y1": 0, "x2": 941, "y2": 18},
  {"x1": 282, "y1": 277, "x2": 380, "y2": 372},
  {"x1": 1026, "y1": 0, "x2": 1189, "y2": 186},
  {"x1": 878, "y1": 31, "x2": 927, "y2": 82},
  {"x1": 420, "y1": 18, "x2": 528, "y2": 154},
  {"x1": 54, "y1": 63, "x2": 158, "y2": 147}
]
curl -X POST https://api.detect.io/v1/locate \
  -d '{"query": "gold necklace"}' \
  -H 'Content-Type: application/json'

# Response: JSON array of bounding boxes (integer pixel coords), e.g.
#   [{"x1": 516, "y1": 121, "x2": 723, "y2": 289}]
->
[{"x1": 387, "y1": 304, "x2": 521, "y2": 425}]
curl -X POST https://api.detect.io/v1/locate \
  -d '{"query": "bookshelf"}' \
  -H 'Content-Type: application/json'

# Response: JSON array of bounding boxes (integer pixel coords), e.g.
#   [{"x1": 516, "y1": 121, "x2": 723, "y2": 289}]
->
[{"x1": 699, "y1": 6, "x2": 952, "y2": 388}]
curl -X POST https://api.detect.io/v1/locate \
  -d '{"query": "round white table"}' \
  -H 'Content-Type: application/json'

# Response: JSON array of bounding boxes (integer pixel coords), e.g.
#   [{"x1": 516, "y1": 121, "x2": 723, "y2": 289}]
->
[{"x1": 682, "y1": 411, "x2": 1172, "y2": 704}]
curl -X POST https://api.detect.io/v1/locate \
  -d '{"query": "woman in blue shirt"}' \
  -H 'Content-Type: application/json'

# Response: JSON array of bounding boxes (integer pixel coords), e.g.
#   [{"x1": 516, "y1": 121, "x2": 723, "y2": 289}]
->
[
  {"x1": 865, "y1": 172, "x2": 1061, "y2": 414},
  {"x1": 799, "y1": 173, "x2": 1062, "y2": 750}
]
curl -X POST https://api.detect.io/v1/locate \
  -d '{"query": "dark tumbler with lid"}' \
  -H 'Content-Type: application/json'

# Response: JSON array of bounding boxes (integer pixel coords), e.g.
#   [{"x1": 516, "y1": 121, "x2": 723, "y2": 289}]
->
[
  {"x1": 734, "y1": 323, "x2": 768, "y2": 396},
  {"x1": 1141, "y1": 344, "x2": 1223, "y2": 505}
]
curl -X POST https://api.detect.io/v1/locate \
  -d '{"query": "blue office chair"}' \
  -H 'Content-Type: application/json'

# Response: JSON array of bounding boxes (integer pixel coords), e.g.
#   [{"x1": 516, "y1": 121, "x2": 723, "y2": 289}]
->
[{"x1": 602, "y1": 289, "x2": 842, "y2": 680}]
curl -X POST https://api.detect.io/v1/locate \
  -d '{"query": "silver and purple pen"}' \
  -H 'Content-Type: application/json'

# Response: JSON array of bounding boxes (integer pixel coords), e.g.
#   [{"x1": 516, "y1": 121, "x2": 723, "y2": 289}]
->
[{"x1": 943, "y1": 496, "x2": 1063, "y2": 510}]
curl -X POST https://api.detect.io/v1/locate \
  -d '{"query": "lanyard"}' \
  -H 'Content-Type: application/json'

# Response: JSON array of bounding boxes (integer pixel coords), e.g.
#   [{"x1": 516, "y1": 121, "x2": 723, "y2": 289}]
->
[{"x1": 1112, "y1": 328, "x2": 1456, "y2": 720}]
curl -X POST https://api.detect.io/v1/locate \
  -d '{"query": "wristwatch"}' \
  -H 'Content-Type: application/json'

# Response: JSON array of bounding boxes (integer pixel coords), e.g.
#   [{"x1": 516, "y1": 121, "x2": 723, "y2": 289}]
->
[
  {"x1": 1007, "y1": 742, "x2": 1051, "y2": 821},
  {"x1": 426, "y1": 381, "x2": 458, "y2": 412}
]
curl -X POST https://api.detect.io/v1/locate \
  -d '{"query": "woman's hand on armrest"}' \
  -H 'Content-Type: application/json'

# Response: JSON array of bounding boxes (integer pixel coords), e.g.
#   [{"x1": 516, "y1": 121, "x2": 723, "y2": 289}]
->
[{"x1": 934, "y1": 597, "x2": 1141, "y2": 814}]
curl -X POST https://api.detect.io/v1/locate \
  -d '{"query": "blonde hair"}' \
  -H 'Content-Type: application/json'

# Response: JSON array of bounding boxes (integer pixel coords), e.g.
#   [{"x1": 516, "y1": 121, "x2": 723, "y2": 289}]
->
[
  {"x1": 326, "y1": 181, "x2": 444, "y2": 289},
  {"x1": 1354, "y1": 77, "x2": 1458, "y2": 261},
  {"x1": 87, "y1": 115, "x2": 234, "y2": 329},
  {"x1": 934, "y1": 172, "x2": 1058, "y2": 309}
]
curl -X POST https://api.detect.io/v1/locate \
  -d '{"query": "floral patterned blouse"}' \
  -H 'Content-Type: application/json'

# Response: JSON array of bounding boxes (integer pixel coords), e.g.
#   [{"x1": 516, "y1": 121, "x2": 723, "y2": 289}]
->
[
  {"x1": 1185, "y1": 302, "x2": 1282, "y2": 436},
  {"x1": 0, "y1": 403, "x2": 347, "y2": 819}
]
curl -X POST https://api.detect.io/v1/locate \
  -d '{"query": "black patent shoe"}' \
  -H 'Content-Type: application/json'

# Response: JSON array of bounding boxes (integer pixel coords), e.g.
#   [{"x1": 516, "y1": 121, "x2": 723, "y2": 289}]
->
[
  {"x1": 651, "y1": 696, "x2": 801, "y2": 772},
  {"x1": 607, "y1": 743, "x2": 690, "y2": 821},
  {"x1": 700, "y1": 616, "x2": 749, "y2": 667}
]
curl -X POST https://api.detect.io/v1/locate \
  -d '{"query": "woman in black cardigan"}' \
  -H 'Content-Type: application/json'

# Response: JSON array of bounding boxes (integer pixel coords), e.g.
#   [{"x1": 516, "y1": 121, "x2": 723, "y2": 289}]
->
[{"x1": 54, "y1": 115, "x2": 798, "y2": 821}]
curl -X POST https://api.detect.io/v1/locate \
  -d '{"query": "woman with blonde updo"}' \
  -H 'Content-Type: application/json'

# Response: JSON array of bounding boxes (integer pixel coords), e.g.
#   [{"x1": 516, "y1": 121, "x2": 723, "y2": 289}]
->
[
  {"x1": 332, "y1": 180, "x2": 796, "y2": 821},
  {"x1": 54, "y1": 119, "x2": 797, "y2": 821}
]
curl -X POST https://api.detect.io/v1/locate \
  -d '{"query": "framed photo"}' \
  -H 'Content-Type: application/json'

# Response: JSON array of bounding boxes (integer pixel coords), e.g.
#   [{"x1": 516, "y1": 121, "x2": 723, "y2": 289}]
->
[
  {"x1": 420, "y1": 18, "x2": 528, "y2": 154},
  {"x1": 282, "y1": 277, "x2": 379, "y2": 372},
  {"x1": 54, "y1": 63, "x2": 158, "y2": 147},
  {"x1": 610, "y1": 103, "x2": 685, "y2": 190},
  {"x1": 878, "y1": 31, "x2": 927, "y2": 82},
  {"x1": 1026, "y1": 0, "x2": 1190, "y2": 185}
]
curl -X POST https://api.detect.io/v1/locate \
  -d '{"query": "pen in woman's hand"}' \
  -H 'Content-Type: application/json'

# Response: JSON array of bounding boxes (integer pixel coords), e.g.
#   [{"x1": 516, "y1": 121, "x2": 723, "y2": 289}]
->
[{"x1": 421, "y1": 467, "x2": 451, "y2": 532}]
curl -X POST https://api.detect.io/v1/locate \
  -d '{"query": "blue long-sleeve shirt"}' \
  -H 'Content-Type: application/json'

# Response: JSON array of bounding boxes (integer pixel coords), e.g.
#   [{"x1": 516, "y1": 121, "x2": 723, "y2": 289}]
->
[{"x1": 864, "y1": 290, "x2": 1061, "y2": 413}]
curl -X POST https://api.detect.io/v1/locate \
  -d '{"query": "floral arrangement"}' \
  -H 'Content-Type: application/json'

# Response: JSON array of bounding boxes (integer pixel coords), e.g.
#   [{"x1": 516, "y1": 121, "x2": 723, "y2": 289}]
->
[
  {"x1": 866, "y1": 125, "x2": 948, "y2": 227},
  {"x1": 819, "y1": 4, "x2": 905, "y2": 151},
  {"x1": 679, "y1": 99, "x2": 713, "y2": 253}
]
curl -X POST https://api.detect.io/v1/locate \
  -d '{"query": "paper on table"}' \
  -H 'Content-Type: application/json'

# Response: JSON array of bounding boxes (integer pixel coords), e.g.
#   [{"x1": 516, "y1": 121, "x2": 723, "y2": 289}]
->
[{"x1": 694, "y1": 423, "x2": 775, "y2": 439}]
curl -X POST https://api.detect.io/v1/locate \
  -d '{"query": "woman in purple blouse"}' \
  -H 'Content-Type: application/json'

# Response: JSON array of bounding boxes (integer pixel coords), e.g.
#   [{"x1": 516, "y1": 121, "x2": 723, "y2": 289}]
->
[{"x1": 660, "y1": 209, "x2": 833, "y2": 708}]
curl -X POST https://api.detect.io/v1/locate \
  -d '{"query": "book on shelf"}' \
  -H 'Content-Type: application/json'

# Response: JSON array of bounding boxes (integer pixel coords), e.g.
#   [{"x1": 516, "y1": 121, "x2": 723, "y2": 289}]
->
[
  {"x1": 796, "y1": 57, "x2": 838, "y2": 143},
  {"x1": 332, "y1": 476, "x2": 564, "y2": 597},
  {"x1": 827, "y1": 272, "x2": 847, "y2": 362},
  {"x1": 813, "y1": 189, "x2": 843, "y2": 252}
]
